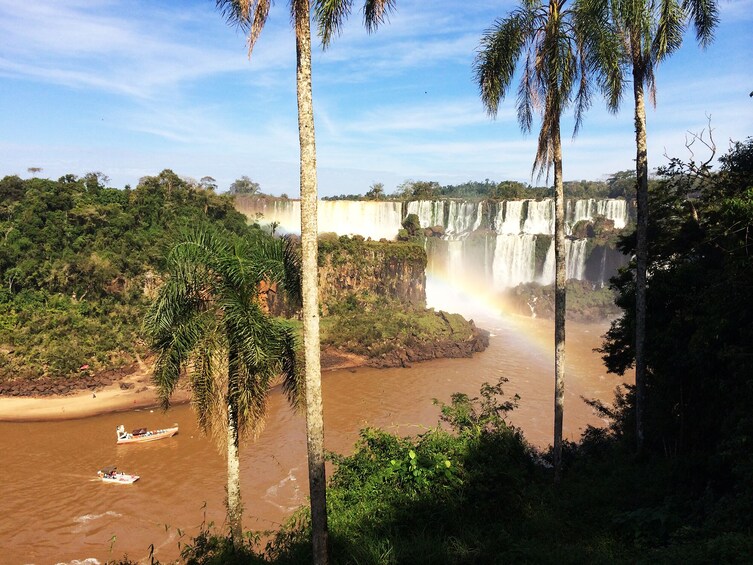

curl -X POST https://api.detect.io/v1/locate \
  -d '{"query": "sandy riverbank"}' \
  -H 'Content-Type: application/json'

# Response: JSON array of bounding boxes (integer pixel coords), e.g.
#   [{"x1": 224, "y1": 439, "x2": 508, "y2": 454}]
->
[
  {"x1": 0, "y1": 368, "x2": 192, "y2": 422},
  {"x1": 0, "y1": 347, "x2": 368, "y2": 423}
]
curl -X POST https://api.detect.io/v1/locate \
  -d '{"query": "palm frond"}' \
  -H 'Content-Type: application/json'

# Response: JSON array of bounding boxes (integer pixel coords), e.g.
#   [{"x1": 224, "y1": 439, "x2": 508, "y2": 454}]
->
[
  {"x1": 215, "y1": 0, "x2": 271, "y2": 57},
  {"x1": 249, "y1": 0, "x2": 272, "y2": 55},
  {"x1": 281, "y1": 235, "x2": 303, "y2": 307},
  {"x1": 315, "y1": 0, "x2": 354, "y2": 47},
  {"x1": 575, "y1": 0, "x2": 625, "y2": 113},
  {"x1": 143, "y1": 221, "x2": 303, "y2": 450},
  {"x1": 215, "y1": 0, "x2": 253, "y2": 32},
  {"x1": 278, "y1": 324, "x2": 304, "y2": 409},
  {"x1": 517, "y1": 50, "x2": 536, "y2": 132},
  {"x1": 533, "y1": 95, "x2": 557, "y2": 180},
  {"x1": 474, "y1": 12, "x2": 531, "y2": 118},
  {"x1": 572, "y1": 47, "x2": 592, "y2": 137},
  {"x1": 235, "y1": 362, "x2": 272, "y2": 439},
  {"x1": 653, "y1": 0, "x2": 685, "y2": 60},
  {"x1": 683, "y1": 0, "x2": 718, "y2": 47},
  {"x1": 191, "y1": 344, "x2": 224, "y2": 434},
  {"x1": 363, "y1": 0, "x2": 397, "y2": 34}
]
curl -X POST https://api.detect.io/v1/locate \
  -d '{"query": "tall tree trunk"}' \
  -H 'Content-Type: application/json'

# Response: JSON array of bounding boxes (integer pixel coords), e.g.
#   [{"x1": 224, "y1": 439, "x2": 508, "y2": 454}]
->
[
  {"x1": 632, "y1": 60, "x2": 648, "y2": 454},
  {"x1": 295, "y1": 3, "x2": 329, "y2": 563},
  {"x1": 552, "y1": 124, "x2": 566, "y2": 483},
  {"x1": 226, "y1": 397, "x2": 243, "y2": 545}
]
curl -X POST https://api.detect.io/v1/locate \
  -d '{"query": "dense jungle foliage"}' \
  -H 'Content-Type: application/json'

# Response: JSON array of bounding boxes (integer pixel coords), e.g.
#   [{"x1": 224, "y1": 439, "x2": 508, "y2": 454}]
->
[
  {"x1": 0, "y1": 170, "x2": 255, "y2": 380},
  {"x1": 0, "y1": 172, "x2": 475, "y2": 384},
  {"x1": 109, "y1": 140, "x2": 753, "y2": 564},
  {"x1": 324, "y1": 170, "x2": 640, "y2": 202}
]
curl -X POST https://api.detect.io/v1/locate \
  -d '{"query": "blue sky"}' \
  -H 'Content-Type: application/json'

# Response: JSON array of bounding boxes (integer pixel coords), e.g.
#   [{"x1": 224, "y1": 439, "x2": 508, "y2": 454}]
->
[{"x1": 0, "y1": 0, "x2": 751, "y2": 198}]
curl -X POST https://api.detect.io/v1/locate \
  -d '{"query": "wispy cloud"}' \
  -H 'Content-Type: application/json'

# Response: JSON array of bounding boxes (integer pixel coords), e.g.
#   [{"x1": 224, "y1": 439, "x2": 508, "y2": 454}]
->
[
  {"x1": 0, "y1": 0, "x2": 749, "y2": 196},
  {"x1": 0, "y1": 0, "x2": 291, "y2": 99}
]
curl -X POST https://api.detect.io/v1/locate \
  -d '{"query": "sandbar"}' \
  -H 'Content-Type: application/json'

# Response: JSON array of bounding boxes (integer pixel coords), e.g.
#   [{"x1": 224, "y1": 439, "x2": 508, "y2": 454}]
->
[
  {"x1": 0, "y1": 347, "x2": 366, "y2": 422},
  {"x1": 0, "y1": 369, "x2": 190, "y2": 422}
]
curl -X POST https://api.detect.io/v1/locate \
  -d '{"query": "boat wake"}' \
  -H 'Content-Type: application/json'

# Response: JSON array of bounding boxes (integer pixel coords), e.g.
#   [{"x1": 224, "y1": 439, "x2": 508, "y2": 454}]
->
[
  {"x1": 262, "y1": 467, "x2": 302, "y2": 513},
  {"x1": 72, "y1": 511, "x2": 121, "y2": 533}
]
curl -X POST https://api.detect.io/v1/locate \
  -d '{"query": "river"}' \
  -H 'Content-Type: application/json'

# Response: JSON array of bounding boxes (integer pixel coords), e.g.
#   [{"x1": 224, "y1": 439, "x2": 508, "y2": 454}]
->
[{"x1": 0, "y1": 314, "x2": 627, "y2": 564}]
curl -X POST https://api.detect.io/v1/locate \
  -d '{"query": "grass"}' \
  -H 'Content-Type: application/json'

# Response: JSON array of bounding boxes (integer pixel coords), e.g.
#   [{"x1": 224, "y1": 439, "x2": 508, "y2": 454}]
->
[{"x1": 320, "y1": 294, "x2": 475, "y2": 357}]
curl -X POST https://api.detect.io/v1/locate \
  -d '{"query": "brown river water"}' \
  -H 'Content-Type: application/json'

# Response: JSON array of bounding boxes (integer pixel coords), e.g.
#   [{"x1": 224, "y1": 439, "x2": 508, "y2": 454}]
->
[{"x1": 0, "y1": 315, "x2": 628, "y2": 565}]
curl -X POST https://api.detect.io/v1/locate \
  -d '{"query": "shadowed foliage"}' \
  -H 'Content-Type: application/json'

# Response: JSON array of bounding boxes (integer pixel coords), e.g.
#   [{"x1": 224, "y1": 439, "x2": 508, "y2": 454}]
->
[
  {"x1": 143, "y1": 225, "x2": 302, "y2": 543},
  {"x1": 474, "y1": 0, "x2": 621, "y2": 480}
]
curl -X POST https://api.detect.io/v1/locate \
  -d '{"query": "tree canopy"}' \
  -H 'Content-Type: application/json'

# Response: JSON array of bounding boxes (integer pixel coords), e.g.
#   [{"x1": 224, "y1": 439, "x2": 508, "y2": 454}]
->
[{"x1": 0, "y1": 170, "x2": 261, "y2": 380}]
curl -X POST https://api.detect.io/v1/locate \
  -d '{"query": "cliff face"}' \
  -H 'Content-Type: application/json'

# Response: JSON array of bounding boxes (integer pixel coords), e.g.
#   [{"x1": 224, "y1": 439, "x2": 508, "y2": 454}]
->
[{"x1": 317, "y1": 237, "x2": 426, "y2": 314}]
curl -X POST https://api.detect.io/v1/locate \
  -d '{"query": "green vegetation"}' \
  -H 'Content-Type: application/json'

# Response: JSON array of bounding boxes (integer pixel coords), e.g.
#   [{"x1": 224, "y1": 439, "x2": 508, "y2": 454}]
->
[
  {"x1": 504, "y1": 280, "x2": 622, "y2": 322},
  {"x1": 0, "y1": 170, "x2": 256, "y2": 382},
  {"x1": 0, "y1": 177, "x2": 442, "y2": 387},
  {"x1": 324, "y1": 173, "x2": 638, "y2": 202},
  {"x1": 321, "y1": 295, "x2": 474, "y2": 358},
  {"x1": 228, "y1": 176, "x2": 262, "y2": 195},
  {"x1": 110, "y1": 140, "x2": 753, "y2": 565},
  {"x1": 602, "y1": 137, "x2": 753, "y2": 466},
  {"x1": 143, "y1": 225, "x2": 301, "y2": 544},
  {"x1": 317, "y1": 234, "x2": 425, "y2": 268}
]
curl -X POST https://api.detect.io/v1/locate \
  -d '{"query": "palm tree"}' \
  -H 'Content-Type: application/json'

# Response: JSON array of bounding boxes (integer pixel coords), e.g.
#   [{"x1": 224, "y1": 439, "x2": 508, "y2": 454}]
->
[
  {"x1": 475, "y1": 0, "x2": 620, "y2": 481},
  {"x1": 143, "y1": 226, "x2": 302, "y2": 545},
  {"x1": 592, "y1": 0, "x2": 718, "y2": 452},
  {"x1": 215, "y1": 2, "x2": 396, "y2": 561}
]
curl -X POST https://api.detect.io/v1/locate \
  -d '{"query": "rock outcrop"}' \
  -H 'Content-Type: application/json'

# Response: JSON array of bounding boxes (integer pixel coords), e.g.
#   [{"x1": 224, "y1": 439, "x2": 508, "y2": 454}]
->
[
  {"x1": 366, "y1": 325, "x2": 490, "y2": 368},
  {"x1": 317, "y1": 236, "x2": 426, "y2": 314}
]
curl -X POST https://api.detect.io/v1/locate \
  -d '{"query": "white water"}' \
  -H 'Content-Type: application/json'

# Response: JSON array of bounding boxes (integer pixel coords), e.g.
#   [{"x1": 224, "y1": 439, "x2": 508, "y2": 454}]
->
[
  {"x1": 493, "y1": 235, "x2": 537, "y2": 288},
  {"x1": 497, "y1": 201, "x2": 524, "y2": 234},
  {"x1": 236, "y1": 197, "x2": 629, "y2": 291},
  {"x1": 540, "y1": 239, "x2": 589, "y2": 284},
  {"x1": 406, "y1": 200, "x2": 444, "y2": 231},
  {"x1": 238, "y1": 199, "x2": 403, "y2": 241}
]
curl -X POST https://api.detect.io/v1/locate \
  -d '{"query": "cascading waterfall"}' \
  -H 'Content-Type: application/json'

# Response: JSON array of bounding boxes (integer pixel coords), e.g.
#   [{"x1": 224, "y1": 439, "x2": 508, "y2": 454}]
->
[
  {"x1": 566, "y1": 198, "x2": 628, "y2": 230},
  {"x1": 235, "y1": 198, "x2": 403, "y2": 241},
  {"x1": 497, "y1": 201, "x2": 525, "y2": 234},
  {"x1": 523, "y1": 199, "x2": 555, "y2": 235},
  {"x1": 493, "y1": 234, "x2": 538, "y2": 288},
  {"x1": 540, "y1": 239, "x2": 588, "y2": 284},
  {"x1": 406, "y1": 200, "x2": 444, "y2": 230},
  {"x1": 445, "y1": 201, "x2": 483, "y2": 236},
  {"x1": 595, "y1": 199, "x2": 627, "y2": 229},
  {"x1": 235, "y1": 196, "x2": 629, "y2": 292}
]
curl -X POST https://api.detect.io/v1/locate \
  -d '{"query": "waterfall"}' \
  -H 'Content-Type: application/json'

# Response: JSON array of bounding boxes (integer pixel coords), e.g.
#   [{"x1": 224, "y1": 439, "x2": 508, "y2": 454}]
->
[
  {"x1": 523, "y1": 199, "x2": 555, "y2": 235},
  {"x1": 540, "y1": 239, "x2": 589, "y2": 285},
  {"x1": 566, "y1": 198, "x2": 628, "y2": 230},
  {"x1": 497, "y1": 201, "x2": 524, "y2": 234},
  {"x1": 445, "y1": 201, "x2": 483, "y2": 236},
  {"x1": 595, "y1": 199, "x2": 628, "y2": 229},
  {"x1": 493, "y1": 234, "x2": 537, "y2": 288},
  {"x1": 235, "y1": 196, "x2": 627, "y2": 292},
  {"x1": 406, "y1": 200, "x2": 444, "y2": 230},
  {"x1": 236, "y1": 198, "x2": 403, "y2": 240},
  {"x1": 568, "y1": 199, "x2": 595, "y2": 226}
]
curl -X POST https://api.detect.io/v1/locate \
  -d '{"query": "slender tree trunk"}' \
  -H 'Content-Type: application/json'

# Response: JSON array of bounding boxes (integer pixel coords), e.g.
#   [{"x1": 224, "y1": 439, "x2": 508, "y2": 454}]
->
[
  {"x1": 295, "y1": 3, "x2": 329, "y2": 563},
  {"x1": 226, "y1": 397, "x2": 243, "y2": 545},
  {"x1": 632, "y1": 60, "x2": 648, "y2": 455},
  {"x1": 552, "y1": 124, "x2": 566, "y2": 483}
]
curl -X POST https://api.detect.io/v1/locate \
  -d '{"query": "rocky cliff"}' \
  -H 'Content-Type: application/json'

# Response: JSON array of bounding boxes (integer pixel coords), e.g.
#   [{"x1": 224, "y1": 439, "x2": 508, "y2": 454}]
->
[{"x1": 317, "y1": 235, "x2": 426, "y2": 315}]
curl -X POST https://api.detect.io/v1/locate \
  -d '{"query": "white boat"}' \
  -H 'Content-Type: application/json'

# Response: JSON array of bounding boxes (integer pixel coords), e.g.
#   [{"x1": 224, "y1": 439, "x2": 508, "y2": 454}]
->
[
  {"x1": 98, "y1": 466, "x2": 139, "y2": 484},
  {"x1": 116, "y1": 424, "x2": 179, "y2": 444}
]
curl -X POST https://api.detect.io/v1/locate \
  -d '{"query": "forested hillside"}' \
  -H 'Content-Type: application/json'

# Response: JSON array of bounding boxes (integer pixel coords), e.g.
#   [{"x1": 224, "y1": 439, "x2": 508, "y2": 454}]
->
[
  {"x1": 0, "y1": 171, "x2": 483, "y2": 388},
  {"x1": 0, "y1": 170, "x2": 255, "y2": 381}
]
